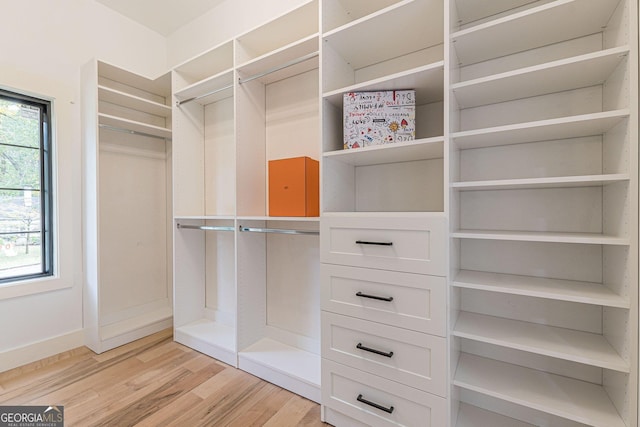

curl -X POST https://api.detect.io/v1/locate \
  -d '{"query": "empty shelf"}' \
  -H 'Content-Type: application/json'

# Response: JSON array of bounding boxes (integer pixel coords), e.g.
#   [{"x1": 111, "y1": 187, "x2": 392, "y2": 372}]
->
[
  {"x1": 98, "y1": 113, "x2": 171, "y2": 139},
  {"x1": 457, "y1": 402, "x2": 536, "y2": 427},
  {"x1": 452, "y1": 230, "x2": 629, "y2": 245},
  {"x1": 451, "y1": 174, "x2": 629, "y2": 191},
  {"x1": 451, "y1": 110, "x2": 629, "y2": 149},
  {"x1": 323, "y1": 137, "x2": 444, "y2": 166},
  {"x1": 454, "y1": 353, "x2": 626, "y2": 427},
  {"x1": 454, "y1": 311, "x2": 628, "y2": 372},
  {"x1": 98, "y1": 86, "x2": 172, "y2": 117},
  {"x1": 453, "y1": 270, "x2": 630, "y2": 308},
  {"x1": 174, "y1": 69, "x2": 234, "y2": 105}
]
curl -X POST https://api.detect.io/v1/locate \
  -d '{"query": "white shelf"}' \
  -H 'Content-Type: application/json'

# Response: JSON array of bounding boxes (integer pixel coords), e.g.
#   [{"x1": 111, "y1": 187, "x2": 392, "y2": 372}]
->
[
  {"x1": 323, "y1": 0, "x2": 443, "y2": 70},
  {"x1": 454, "y1": 353, "x2": 626, "y2": 427},
  {"x1": 453, "y1": 270, "x2": 630, "y2": 309},
  {"x1": 174, "y1": 69, "x2": 234, "y2": 105},
  {"x1": 98, "y1": 60, "x2": 171, "y2": 97},
  {"x1": 98, "y1": 113, "x2": 171, "y2": 139},
  {"x1": 238, "y1": 338, "x2": 321, "y2": 402},
  {"x1": 322, "y1": 0, "x2": 403, "y2": 33},
  {"x1": 237, "y1": 216, "x2": 320, "y2": 222},
  {"x1": 324, "y1": 136, "x2": 444, "y2": 166},
  {"x1": 101, "y1": 306, "x2": 172, "y2": 341},
  {"x1": 323, "y1": 61, "x2": 444, "y2": 107},
  {"x1": 452, "y1": 174, "x2": 629, "y2": 191},
  {"x1": 98, "y1": 85, "x2": 172, "y2": 117},
  {"x1": 454, "y1": 311, "x2": 628, "y2": 372},
  {"x1": 173, "y1": 40, "x2": 234, "y2": 86},
  {"x1": 175, "y1": 319, "x2": 236, "y2": 352},
  {"x1": 457, "y1": 402, "x2": 536, "y2": 427},
  {"x1": 174, "y1": 215, "x2": 235, "y2": 221},
  {"x1": 452, "y1": 110, "x2": 629, "y2": 149},
  {"x1": 452, "y1": 47, "x2": 629, "y2": 108},
  {"x1": 236, "y1": 34, "x2": 319, "y2": 85},
  {"x1": 452, "y1": 229, "x2": 630, "y2": 245},
  {"x1": 453, "y1": 0, "x2": 539, "y2": 27},
  {"x1": 451, "y1": 0, "x2": 622, "y2": 65}
]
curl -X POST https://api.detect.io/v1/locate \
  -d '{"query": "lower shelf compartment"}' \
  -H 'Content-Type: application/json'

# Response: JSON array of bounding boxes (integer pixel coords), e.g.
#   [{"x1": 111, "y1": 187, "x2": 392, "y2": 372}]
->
[
  {"x1": 457, "y1": 402, "x2": 535, "y2": 427},
  {"x1": 238, "y1": 337, "x2": 320, "y2": 403},
  {"x1": 174, "y1": 319, "x2": 237, "y2": 367},
  {"x1": 454, "y1": 353, "x2": 625, "y2": 427}
]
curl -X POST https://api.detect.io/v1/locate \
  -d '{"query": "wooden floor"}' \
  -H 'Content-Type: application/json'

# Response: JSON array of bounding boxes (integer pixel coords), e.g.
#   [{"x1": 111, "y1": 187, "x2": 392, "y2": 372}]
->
[{"x1": 0, "y1": 329, "x2": 329, "y2": 426}]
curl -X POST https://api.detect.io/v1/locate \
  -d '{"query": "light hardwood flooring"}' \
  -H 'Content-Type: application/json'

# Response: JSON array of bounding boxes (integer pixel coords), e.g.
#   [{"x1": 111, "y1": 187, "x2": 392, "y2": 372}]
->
[{"x1": 0, "y1": 329, "x2": 329, "y2": 426}]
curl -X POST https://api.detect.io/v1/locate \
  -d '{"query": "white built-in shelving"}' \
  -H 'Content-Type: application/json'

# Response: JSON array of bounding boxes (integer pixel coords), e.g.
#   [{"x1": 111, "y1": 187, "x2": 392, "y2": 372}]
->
[
  {"x1": 172, "y1": 0, "x2": 322, "y2": 403},
  {"x1": 449, "y1": 0, "x2": 637, "y2": 426},
  {"x1": 82, "y1": 59, "x2": 173, "y2": 353}
]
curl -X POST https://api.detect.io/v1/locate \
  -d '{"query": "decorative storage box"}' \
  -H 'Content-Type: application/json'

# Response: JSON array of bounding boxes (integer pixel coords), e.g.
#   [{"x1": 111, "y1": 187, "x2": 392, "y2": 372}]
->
[
  {"x1": 269, "y1": 156, "x2": 319, "y2": 217},
  {"x1": 343, "y1": 90, "x2": 416, "y2": 149}
]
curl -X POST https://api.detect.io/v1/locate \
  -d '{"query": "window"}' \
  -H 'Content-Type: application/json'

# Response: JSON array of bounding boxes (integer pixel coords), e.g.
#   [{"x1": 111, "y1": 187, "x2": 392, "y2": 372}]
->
[{"x1": 0, "y1": 89, "x2": 53, "y2": 283}]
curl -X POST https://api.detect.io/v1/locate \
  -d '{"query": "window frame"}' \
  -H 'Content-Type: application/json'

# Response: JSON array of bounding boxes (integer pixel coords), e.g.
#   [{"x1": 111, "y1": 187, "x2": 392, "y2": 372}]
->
[{"x1": 0, "y1": 88, "x2": 54, "y2": 284}]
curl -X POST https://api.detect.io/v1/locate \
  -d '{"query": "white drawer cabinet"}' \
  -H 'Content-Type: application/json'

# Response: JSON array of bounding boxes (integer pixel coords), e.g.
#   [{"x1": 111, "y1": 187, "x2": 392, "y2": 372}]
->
[
  {"x1": 322, "y1": 312, "x2": 446, "y2": 395},
  {"x1": 322, "y1": 359, "x2": 447, "y2": 427},
  {"x1": 321, "y1": 213, "x2": 447, "y2": 275},
  {"x1": 321, "y1": 264, "x2": 446, "y2": 336}
]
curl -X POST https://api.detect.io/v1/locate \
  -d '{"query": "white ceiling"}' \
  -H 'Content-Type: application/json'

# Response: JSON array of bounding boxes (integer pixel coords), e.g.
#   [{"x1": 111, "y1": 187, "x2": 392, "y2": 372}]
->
[{"x1": 96, "y1": 0, "x2": 226, "y2": 36}]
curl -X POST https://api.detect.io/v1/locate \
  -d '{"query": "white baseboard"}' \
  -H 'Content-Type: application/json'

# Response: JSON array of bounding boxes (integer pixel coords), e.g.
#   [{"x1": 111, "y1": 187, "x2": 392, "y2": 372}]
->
[{"x1": 0, "y1": 329, "x2": 84, "y2": 373}]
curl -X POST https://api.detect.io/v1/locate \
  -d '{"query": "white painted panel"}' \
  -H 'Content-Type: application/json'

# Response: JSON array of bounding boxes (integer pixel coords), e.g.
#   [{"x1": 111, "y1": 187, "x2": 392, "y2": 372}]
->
[
  {"x1": 99, "y1": 139, "x2": 167, "y2": 317},
  {"x1": 460, "y1": 86, "x2": 603, "y2": 131},
  {"x1": 460, "y1": 288, "x2": 603, "y2": 334},
  {"x1": 204, "y1": 97, "x2": 235, "y2": 216},
  {"x1": 355, "y1": 158, "x2": 444, "y2": 212},
  {"x1": 460, "y1": 239, "x2": 603, "y2": 282},
  {"x1": 266, "y1": 227, "x2": 320, "y2": 341},
  {"x1": 458, "y1": 136, "x2": 603, "y2": 181},
  {"x1": 459, "y1": 187, "x2": 603, "y2": 233},
  {"x1": 205, "y1": 225, "x2": 236, "y2": 321},
  {"x1": 266, "y1": 69, "x2": 320, "y2": 161}
]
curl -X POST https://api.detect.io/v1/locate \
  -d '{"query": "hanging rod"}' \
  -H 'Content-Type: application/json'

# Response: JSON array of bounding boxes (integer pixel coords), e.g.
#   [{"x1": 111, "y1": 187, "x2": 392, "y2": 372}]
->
[
  {"x1": 176, "y1": 83, "x2": 234, "y2": 107},
  {"x1": 238, "y1": 226, "x2": 319, "y2": 236},
  {"x1": 99, "y1": 124, "x2": 170, "y2": 141},
  {"x1": 238, "y1": 51, "x2": 319, "y2": 85},
  {"x1": 177, "y1": 224, "x2": 235, "y2": 232}
]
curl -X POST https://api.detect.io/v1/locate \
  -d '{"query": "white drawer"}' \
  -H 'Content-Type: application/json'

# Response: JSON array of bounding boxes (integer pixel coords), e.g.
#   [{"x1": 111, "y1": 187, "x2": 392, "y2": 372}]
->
[
  {"x1": 321, "y1": 264, "x2": 446, "y2": 336},
  {"x1": 320, "y1": 213, "x2": 446, "y2": 275},
  {"x1": 322, "y1": 359, "x2": 447, "y2": 427},
  {"x1": 322, "y1": 312, "x2": 446, "y2": 396}
]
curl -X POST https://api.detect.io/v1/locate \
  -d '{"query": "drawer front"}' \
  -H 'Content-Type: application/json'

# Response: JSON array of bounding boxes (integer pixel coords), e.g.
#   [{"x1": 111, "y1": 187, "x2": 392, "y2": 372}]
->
[
  {"x1": 321, "y1": 264, "x2": 446, "y2": 336},
  {"x1": 322, "y1": 359, "x2": 447, "y2": 427},
  {"x1": 321, "y1": 214, "x2": 446, "y2": 275},
  {"x1": 322, "y1": 312, "x2": 446, "y2": 396}
]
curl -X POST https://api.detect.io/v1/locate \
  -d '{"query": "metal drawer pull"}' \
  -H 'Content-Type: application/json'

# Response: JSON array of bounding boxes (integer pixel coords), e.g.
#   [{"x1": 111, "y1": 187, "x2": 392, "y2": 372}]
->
[
  {"x1": 357, "y1": 394, "x2": 394, "y2": 414},
  {"x1": 356, "y1": 240, "x2": 393, "y2": 246},
  {"x1": 357, "y1": 343, "x2": 394, "y2": 358},
  {"x1": 356, "y1": 292, "x2": 393, "y2": 302}
]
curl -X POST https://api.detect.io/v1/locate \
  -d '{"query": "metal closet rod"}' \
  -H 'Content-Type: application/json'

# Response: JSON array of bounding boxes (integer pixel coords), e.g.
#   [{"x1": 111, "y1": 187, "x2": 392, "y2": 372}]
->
[
  {"x1": 176, "y1": 84, "x2": 233, "y2": 107},
  {"x1": 239, "y1": 226, "x2": 319, "y2": 236},
  {"x1": 177, "y1": 224, "x2": 235, "y2": 232},
  {"x1": 238, "y1": 51, "x2": 319, "y2": 85},
  {"x1": 99, "y1": 124, "x2": 170, "y2": 141},
  {"x1": 177, "y1": 51, "x2": 319, "y2": 107}
]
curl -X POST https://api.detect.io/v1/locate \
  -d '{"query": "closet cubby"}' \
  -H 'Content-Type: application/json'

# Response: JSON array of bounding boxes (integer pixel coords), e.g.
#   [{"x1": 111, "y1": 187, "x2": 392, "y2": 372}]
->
[
  {"x1": 171, "y1": 0, "x2": 323, "y2": 403},
  {"x1": 448, "y1": 0, "x2": 637, "y2": 425},
  {"x1": 82, "y1": 59, "x2": 173, "y2": 354},
  {"x1": 321, "y1": 0, "x2": 445, "y2": 214}
]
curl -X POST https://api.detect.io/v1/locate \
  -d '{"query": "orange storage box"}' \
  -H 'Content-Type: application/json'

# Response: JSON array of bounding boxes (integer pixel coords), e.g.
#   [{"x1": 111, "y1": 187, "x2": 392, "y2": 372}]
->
[{"x1": 268, "y1": 156, "x2": 319, "y2": 217}]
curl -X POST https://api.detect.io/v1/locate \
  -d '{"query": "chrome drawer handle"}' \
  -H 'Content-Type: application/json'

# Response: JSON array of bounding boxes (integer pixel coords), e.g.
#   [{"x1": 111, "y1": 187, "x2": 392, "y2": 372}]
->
[
  {"x1": 357, "y1": 394, "x2": 394, "y2": 414},
  {"x1": 356, "y1": 240, "x2": 393, "y2": 246},
  {"x1": 357, "y1": 343, "x2": 394, "y2": 358},
  {"x1": 356, "y1": 291, "x2": 393, "y2": 302}
]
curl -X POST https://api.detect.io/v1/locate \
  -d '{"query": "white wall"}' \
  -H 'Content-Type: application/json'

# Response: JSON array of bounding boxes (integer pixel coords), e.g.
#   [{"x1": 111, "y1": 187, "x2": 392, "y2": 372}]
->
[
  {"x1": 0, "y1": 0, "x2": 167, "y2": 371},
  {"x1": 167, "y1": 0, "x2": 307, "y2": 67}
]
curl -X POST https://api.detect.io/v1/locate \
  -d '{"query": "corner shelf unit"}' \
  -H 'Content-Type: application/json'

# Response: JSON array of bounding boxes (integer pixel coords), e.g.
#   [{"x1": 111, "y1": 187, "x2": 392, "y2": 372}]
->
[
  {"x1": 449, "y1": 1, "x2": 638, "y2": 427},
  {"x1": 82, "y1": 59, "x2": 173, "y2": 353},
  {"x1": 172, "y1": 0, "x2": 322, "y2": 403}
]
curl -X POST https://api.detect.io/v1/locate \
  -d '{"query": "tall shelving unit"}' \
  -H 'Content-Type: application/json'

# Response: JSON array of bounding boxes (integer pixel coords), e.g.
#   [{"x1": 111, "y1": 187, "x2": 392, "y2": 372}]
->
[
  {"x1": 171, "y1": 0, "x2": 322, "y2": 402},
  {"x1": 82, "y1": 59, "x2": 173, "y2": 353},
  {"x1": 448, "y1": 1, "x2": 638, "y2": 426},
  {"x1": 320, "y1": 1, "x2": 449, "y2": 426}
]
